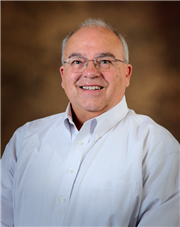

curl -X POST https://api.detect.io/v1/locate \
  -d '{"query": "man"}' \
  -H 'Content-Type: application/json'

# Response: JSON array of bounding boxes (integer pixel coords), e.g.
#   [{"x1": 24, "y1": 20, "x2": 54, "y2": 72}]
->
[{"x1": 1, "y1": 18, "x2": 179, "y2": 226}]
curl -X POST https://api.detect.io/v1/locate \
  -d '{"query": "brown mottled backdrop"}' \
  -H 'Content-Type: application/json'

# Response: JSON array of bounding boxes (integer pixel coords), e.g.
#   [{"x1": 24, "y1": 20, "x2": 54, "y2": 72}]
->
[{"x1": 1, "y1": 1, "x2": 180, "y2": 156}]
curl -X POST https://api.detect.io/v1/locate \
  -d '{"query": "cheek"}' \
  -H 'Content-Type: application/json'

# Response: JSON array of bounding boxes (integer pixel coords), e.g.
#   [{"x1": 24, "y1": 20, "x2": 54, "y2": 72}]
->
[
  {"x1": 62, "y1": 73, "x2": 80, "y2": 93},
  {"x1": 109, "y1": 73, "x2": 127, "y2": 92},
  {"x1": 115, "y1": 68, "x2": 127, "y2": 83},
  {"x1": 114, "y1": 73, "x2": 124, "y2": 83}
]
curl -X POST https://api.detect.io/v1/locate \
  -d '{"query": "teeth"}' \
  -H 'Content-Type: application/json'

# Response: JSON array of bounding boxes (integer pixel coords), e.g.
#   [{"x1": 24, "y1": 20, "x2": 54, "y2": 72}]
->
[{"x1": 82, "y1": 86, "x2": 102, "y2": 90}]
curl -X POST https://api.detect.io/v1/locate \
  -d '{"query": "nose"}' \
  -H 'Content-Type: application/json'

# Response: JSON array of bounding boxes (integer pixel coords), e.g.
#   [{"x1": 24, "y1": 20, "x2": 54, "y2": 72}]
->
[{"x1": 83, "y1": 60, "x2": 100, "y2": 78}]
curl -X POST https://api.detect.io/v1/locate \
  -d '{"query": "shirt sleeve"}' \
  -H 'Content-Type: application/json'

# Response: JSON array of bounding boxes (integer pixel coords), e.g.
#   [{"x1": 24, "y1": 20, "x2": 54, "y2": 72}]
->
[
  {"x1": 137, "y1": 130, "x2": 180, "y2": 226},
  {"x1": 1, "y1": 126, "x2": 25, "y2": 227}
]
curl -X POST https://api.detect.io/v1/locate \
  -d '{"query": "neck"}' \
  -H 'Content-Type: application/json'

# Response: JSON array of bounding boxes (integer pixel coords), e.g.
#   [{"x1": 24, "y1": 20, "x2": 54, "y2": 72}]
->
[{"x1": 71, "y1": 106, "x2": 103, "y2": 131}]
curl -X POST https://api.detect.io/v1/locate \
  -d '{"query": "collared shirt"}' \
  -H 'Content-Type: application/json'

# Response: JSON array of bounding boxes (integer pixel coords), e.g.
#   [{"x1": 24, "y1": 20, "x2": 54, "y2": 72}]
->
[{"x1": 1, "y1": 96, "x2": 180, "y2": 227}]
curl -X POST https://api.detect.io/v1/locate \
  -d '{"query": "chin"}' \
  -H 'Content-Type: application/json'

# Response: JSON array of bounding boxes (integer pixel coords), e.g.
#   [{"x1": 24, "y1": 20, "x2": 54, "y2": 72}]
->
[{"x1": 82, "y1": 104, "x2": 106, "y2": 113}]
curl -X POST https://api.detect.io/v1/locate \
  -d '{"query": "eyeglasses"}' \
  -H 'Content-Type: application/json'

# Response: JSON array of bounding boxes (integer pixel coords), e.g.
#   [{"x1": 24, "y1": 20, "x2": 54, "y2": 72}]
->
[{"x1": 63, "y1": 56, "x2": 124, "y2": 73}]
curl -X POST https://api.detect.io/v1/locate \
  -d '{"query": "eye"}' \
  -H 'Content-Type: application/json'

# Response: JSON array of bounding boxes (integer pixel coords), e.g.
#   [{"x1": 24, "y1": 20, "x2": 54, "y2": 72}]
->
[
  {"x1": 100, "y1": 59, "x2": 111, "y2": 64},
  {"x1": 71, "y1": 59, "x2": 83, "y2": 65},
  {"x1": 97, "y1": 57, "x2": 114, "y2": 66},
  {"x1": 69, "y1": 57, "x2": 87, "y2": 66}
]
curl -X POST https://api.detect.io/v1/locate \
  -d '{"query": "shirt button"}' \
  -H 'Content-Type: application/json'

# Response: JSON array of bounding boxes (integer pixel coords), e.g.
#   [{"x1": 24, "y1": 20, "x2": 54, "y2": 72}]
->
[
  {"x1": 60, "y1": 197, "x2": 66, "y2": 203},
  {"x1": 69, "y1": 169, "x2": 73, "y2": 173},
  {"x1": 95, "y1": 134, "x2": 99, "y2": 139},
  {"x1": 78, "y1": 141, "x2": 83, "y2": 146}
]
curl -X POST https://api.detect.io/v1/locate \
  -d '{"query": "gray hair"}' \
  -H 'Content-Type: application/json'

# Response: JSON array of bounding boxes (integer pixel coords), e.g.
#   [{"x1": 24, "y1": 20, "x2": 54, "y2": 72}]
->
[{"x1": 61, "y1": 18, "x2": 129, "y2": 64}]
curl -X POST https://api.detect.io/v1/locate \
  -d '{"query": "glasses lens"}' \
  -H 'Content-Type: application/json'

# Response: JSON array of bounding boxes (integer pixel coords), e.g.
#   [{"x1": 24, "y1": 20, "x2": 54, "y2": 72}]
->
[
  {"x1": 96, "y1": 57, "x2": 115, "y2": 70},
  {"x1": 68, "y1": 57, "x2": 86, "y2": 72},
  {"x1": 66, "y1": 56, "x2": 116, "y2": 72}
]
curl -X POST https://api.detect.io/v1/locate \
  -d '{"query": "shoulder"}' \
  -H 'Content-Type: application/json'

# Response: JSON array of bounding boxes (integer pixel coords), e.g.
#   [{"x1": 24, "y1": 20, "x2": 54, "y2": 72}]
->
[
  {"x1": 5, "y1": 112, "x2": 66, "y2": 157},
  {"x1": 125, "y1": 109, "x2": 179, "y2": 172},
  {"x1": 24, "y1": 112, "x2": 65, "y2": 129},
  {"x1": 125, "y1": 109, "x2": 179, "y2": 152},
  {"x1": 16, "y1": 112, "x2": 66, "y2": 135}
]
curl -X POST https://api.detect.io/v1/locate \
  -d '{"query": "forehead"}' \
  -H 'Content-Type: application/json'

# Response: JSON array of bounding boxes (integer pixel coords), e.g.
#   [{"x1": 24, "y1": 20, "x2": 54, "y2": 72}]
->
[{"x1": 65, "y1": 27, "x2": 123, "y2": 58}]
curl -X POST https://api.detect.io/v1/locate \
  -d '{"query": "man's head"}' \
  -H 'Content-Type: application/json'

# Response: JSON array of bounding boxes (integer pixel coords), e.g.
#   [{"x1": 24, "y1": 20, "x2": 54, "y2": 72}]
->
[
  {"x1": 61, "y1": 18, "x2": 129, "y2": 65},
  {"x1": 60, "y1": 18, "x2": 132, "y2": 128}
]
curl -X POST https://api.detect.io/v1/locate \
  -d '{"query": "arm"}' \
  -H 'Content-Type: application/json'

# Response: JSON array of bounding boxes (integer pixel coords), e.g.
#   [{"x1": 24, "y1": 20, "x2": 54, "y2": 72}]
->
[
  {"x1": 137, "y1": 131, "x2": 180, "y2": 226},
  {"x1": 1, "y1": 126, "x2": 25, "y2": 227},
  {"x1": 1, "y1": 144, "x2": 16, "y2": 226}
]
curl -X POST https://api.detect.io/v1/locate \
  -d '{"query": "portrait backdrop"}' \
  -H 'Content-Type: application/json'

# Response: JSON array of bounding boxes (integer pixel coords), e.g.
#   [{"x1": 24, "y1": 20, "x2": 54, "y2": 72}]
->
[{"x1": 1, "y1": 1, "x2": 179, "y2": 156}]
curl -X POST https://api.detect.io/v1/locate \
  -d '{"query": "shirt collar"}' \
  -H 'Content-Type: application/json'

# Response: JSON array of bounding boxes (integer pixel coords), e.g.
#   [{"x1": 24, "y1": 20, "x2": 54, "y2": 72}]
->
[
  {"x1": 93, "y1": 96, "x2": 129, "y2": 141},
  {"x1": 64, "y1": 96, "x2": 129, "y2": 140},
  {"x1": 64, "y1": 103, "x2": 79, "y2": 139}
]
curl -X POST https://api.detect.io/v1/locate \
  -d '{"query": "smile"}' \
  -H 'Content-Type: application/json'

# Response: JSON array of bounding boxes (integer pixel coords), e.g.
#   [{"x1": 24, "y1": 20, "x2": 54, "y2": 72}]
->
[{"x1": 80, "y1": 86, "x2": 103, "y2": 90}]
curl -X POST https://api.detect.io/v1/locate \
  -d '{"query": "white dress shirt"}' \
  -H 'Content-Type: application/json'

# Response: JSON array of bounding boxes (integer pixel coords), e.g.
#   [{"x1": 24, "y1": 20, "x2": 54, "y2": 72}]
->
[{"x1": 1, "y1": 96, "x2": 180, "y2": 227}]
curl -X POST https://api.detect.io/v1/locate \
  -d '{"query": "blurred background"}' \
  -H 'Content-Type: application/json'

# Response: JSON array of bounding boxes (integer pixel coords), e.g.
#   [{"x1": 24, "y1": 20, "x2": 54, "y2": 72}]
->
[{"x1": 1, "y1": 1, "x2": 180, "y2": 156}]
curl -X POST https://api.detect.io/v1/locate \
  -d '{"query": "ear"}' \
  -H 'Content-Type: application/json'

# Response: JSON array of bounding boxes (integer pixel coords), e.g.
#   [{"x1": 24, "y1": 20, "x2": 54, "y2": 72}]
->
[
  {"x1": 60, "y1": 66, "x2": 65, "y2": 89},
  {"x1": 125, "y1": 64, "x2": 132, "y2": 87}
]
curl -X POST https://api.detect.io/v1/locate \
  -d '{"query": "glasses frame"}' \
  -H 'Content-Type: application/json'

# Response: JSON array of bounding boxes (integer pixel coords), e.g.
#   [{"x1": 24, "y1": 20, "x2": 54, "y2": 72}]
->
[{"x1": 63, "y1": 56, "x2": 125, "y2": 72}]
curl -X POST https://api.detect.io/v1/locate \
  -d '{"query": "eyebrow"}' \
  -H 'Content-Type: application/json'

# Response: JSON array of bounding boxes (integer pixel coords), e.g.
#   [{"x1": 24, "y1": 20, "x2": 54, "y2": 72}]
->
[
  {"x1": 68, "y1": 53, "x2": 84, "y2": 59},
  {"x1": 68, "y1": 52, "x2": 116, "y2": 59},
  {"x1": 96, "y1": 52, "x2": 116, "y2": 58}
]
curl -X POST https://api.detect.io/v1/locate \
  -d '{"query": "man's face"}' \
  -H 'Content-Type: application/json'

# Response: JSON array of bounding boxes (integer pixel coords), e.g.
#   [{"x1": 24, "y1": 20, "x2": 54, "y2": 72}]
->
[{"x1": 60, "y1": 27, "x2": 132, "y2": 120}]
